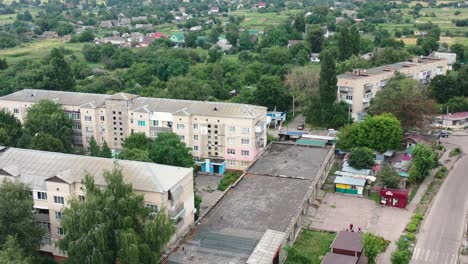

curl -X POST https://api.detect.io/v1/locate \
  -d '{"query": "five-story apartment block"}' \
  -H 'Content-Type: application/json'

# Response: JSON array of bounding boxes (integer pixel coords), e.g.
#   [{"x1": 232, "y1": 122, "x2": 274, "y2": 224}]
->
[
  {"x1": 337, "y1": 57, "x2": 448, "y2": 120},
  {"x1": 0, "y1": 89, "x2": 268, "y2": 172}
]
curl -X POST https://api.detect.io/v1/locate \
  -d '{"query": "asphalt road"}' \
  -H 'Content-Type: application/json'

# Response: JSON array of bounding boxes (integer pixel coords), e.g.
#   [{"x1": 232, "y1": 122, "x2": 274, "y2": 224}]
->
[{"x1": 411, "y1": 136, "x2": 468, "y2": 264}]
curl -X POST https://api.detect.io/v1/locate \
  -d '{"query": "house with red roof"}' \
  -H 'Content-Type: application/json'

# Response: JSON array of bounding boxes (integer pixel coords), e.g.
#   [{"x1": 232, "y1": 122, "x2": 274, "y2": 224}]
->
[
  {"x1": 258, "y1": 2, "x2": 267, "y2": 8},
  {"x1": 150, "y1": 32, "x2": 167, "y2": 39},
  {"x1": 432, "y1": 111, "x2": 468, "y2": 130}
]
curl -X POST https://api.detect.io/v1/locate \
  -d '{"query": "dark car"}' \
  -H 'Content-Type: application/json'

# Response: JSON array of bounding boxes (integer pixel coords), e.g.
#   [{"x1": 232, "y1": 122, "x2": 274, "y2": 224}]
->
[
  {"x1": 439, "y1": 131, "x2": 449, "y2": 138},
  {"x1": 297, "y1": 122, "x2": 305, "y2": 130}
]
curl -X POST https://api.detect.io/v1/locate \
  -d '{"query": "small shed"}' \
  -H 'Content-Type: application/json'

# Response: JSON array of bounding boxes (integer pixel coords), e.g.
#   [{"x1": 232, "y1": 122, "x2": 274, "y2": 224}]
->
[
  {"x1": 330, "y1": 231, "x2": 363, "y2": 257},
  {"x1": 322, "y1": 252, "x2": 358, "y2": 264},
  {"x1": 380, "y1": 188, "x2": 409, "y2": 208},
  {"x1": 334, "y1": 177, "x2": 366, "y2": 195}
]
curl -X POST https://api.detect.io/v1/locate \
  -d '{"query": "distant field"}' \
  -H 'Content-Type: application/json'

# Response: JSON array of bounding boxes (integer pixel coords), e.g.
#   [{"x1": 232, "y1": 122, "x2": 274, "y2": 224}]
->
[
  {"x1": 229, "y1": 10, "x2": 302, "y2": 30},
  {"x1": 0, "y1": 39, "x2": 87, "y2": 64}
]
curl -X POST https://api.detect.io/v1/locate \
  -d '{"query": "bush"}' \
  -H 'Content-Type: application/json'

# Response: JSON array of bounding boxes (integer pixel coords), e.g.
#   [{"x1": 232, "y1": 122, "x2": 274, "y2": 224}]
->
[
  {"x1": 218, "y1": 172, "x2": 242, "y2": 191},
  {"x1": 348, "y1": 147, "x2": 375, "y2": 169},
  {"x1": 435, "y1": 166, "x2": 448, "y2": 179},
  {"x1": 194, "y1": 194, "x2": 202, "y2": 220},
  {"x1": 406, "y1": 233, "x2": 415, "y2": 241},
  {"x1": 406, "y1": 223, "x2": 417, "y2": 233},
  {"x1": 449, "y1": 147, "x2": 462, "y2": 157}
]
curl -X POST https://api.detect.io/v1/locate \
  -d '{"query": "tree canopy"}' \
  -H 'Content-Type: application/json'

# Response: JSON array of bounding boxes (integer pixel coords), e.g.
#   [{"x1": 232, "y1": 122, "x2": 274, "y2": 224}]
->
[
  {"x1": 149, "y1": 133, "x2": 194, "y2": 168},
  {"x1": 379, "y1": 164, "x2": 401, "y2": 188},
  {"x1": 348, "y1": 147, "x2": 375, "y2": 169},
  {"x1": 409, "y1": 144, "x2": 437, "y2": 183},
  {"x1": 0, "y1": 236, "x2": 34, "y2": 264},
  {"x1": 58, "y1": 166, "x2": 176, "y2": 264},
  {"x1": 338, "y1": 113, "x2": 403, "y2": 152},
  {"x1": 0, "y1": 110, "x2": 22, "y2": 147}
]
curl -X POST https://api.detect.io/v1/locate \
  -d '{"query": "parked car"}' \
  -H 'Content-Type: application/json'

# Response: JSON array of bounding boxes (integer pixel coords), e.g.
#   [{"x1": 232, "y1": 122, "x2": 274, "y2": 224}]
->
[
  {"x1": 297, "y1": 122, "x2": 304, "y2": 130},
  {"x1": 439, "y1": 130, "x2": 449, "y2": 138}
]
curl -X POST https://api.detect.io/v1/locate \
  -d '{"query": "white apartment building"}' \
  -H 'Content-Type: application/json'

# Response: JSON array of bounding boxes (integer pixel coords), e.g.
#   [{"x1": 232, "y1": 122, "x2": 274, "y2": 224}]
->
[
  {"x1": 337, "y1": 57, "x2": 448, "y2": 120},
  {"x1": 0, "y1": 89, "x2": 268, "y2": 172},
  {"x1": 0, "y1": 146, "x2": 194, "y2": 260}
]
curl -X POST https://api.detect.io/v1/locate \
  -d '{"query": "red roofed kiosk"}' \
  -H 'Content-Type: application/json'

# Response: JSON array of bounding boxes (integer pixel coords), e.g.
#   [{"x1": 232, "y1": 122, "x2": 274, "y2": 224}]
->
[{"x1": 380, "y1": 188, "x2": 409, "y2": 208}]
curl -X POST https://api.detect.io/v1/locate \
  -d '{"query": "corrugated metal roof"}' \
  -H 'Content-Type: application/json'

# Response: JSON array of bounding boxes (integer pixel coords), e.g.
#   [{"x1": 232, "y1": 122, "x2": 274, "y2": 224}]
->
[
  {"x1": 296, "y1": 139, "x2": 327, "y2": 147},
  {"x1": 333, "y1": 176, "x2": 366, "y2": 186},
  {"x1": 0, "y1": 147, "x2": 192, "y2": 193}
]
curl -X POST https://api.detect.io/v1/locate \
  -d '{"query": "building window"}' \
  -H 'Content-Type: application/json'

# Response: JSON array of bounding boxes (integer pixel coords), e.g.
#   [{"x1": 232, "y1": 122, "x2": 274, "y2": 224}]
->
[
  {"x1": 57, "y1": 227, "x2": 64, "y2": 236},
  {"x1": 68, "y1": 112, "x2": 80, "y2": 120},
  {"x1": 227, "y1": 149, "x2": 235, "y2": 155},
  {"x1": 346, "y1": 95, "x2": 353, "y2": 100},
  {"x1": 193, "y1": 124, "x2": 198, "y2": 129},
  {"x1": 55, "y1": 211, "x2": 63, "y2": 220},
  {"x1": 179, "y1": 135, "x2": 185, "y2": 141},
  {"x1": 151, "y1": 131, "x2": 158, "y2": 137},
  {"x1": 146, "y1": 204, "x2": 158, "y2": 213},
  {"x1": 100, "y1": 116, "x2": 105, "y2": 121},
  {"x1": 228, "y1": 138, "x2": 235, "y2": 145},
  {"x1": 241, "y1": 150, "x2": 250, "y2": 156},
  {"x1": 193, "y1": 135, "x2": 199, "y2": 141},
  {"x1": 36, "y1": 191, "x2": 47, "y2": 200},
  {"x1": 86, "y1": 127, "x2": 93, "y2": 133},
  {"x1": 138, "y1": 120, "x2": 146, "y2": 127},
  {"x1": 78, "y1": 195, "x2": 85, "y2": 202},
  {"x1": 85, "y1": 116, "x2": 92, "y2": 121},
  {"x1": 72, "y1": 124, "x2": 81, "y2": 130},
  {"x1": 151, "y1": 120, "x2": 159, "y2": 127},
  {"x1": 242, "y1": 128, "x2": 249, "y2": 134},
  {"x1": 53, "y1": 196, "x2": 65, "y2": 205},
  {"x1": 177, "y1": 124, "x2": 185, "y2": 130},
  {"x1": 130, "y1": 118, "x2": 134, "y2": 123},
  {"x1": 13, "y1": 108, "x2": 19, "y2": 114},
  {"x1": 241, "y1": 138, "x2": 250, "y2": 145},
  {"x1": 227, "y1": 160, "x2": 235, "y2": 167},
  {"x1": 241, "y1": 161, "x2": 249, "y2": 167},
  {"x1": 193, "y1": 145, "x2": 199, "y2": 151},
  {"x1": 228, "y1": 126, "x2": 235, "y2": 132}
]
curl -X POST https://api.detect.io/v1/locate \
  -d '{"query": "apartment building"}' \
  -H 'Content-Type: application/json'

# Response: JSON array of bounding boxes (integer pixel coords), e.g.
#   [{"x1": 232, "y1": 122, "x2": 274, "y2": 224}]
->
[
  {"x1": 0, "y1": 89, "x2": 268, "y2": 172},
  {"x1": 337, "y1": 57, "x2": 448, "y2": 120},
  {"x1": 0, "y1": 146, "x2": 194, "y2": 259}
]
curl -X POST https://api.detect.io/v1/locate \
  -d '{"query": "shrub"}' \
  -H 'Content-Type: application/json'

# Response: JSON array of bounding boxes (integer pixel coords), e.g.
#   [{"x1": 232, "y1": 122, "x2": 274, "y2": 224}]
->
[
  {"x1": 406, "y1": 233, "x2": 415, "y2": 241},
  {"x1": 449, "y1": 147, "x2": 462, "y2": 157},
  {"x1": 435, "y1": 166, "x2": 448, "y2": 179},
  {"x1": 218, "y1": 172, "x2": 242, "y2": 191},
  {"x1": 348, "y1": 147, "x2": 375, "y2": 169},
  {"x1": 406, "y1": 223, "x2": 417, "y2": 233}
]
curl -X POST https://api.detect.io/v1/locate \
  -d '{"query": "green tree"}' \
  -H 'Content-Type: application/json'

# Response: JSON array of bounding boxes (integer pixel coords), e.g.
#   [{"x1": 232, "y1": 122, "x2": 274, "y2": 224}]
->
[
  {"x1": 338, "y1": 27, "x2": 353, "y2": 61},
  {"x1": 58, "y1": 166, "x2": 176, "y2": 263},
  {"x1": 363, "y1": 233, "x2": 387, "y2": 264},
  {"x1": 379, "y1": 164, "x2": 401, "y2": 188},
  {"x1": 450, "y1": 43, "x2": 465, "y2": 62},
  {"x1": 238, "y1": 31, "x2": 253, "y2": 51},
  {"x1": 293, "y1": 13, "x2": 306, "y2": 32},
  {"x1": 148, "y1": 132, "x2": 194, "y2": 168},
  {"x1": 56, "y1": 22, "x2": 74, "y2": 36},
  {"x1": 0, "y1": 110, "x2": 22, "y2": 147},
  {"x1": 30, "y1": 133, "x2": 64, "y2": 152},
  {"x1": 100, "y1": 141, "x2": 112, "y2": 158},
  {"x1": 409, "y1": 144, "x2": 437, "y2": 183},
  {"x1": 0, "y1": 58, "x2": 8, "y2": 70},
  {"x1": 88, "y1": 137, "x2": 100, "y2": 156},
  {"x1": 429, "y1": 75, "x2": 461, "y2": 103},
  {"x1": 122, "y1": 133, "x2": 153, "y2": 150},
  {"x1": 254, "y1": 75, "x2": 292, "y2": 111},
  {"x1": 119, "y1": 148, "x2": 152, "y2": 162},
  {"x1": 348, "y1": 147, "x2": 375, "y2": 169},
  {"x1": 0, "y1": 236, "x2": 34, "y2": 264},
  {"x1": 41, "y1": 48, "x2": 75, "y2": 91},
  {"x1": 23, "y1": 100, "x2": 73, "y2": 152},
  {"x1": 319, "y1": 50, "x2": 338, "y2": 125},
  {"x1": 226, "y1": 31, "x2": 239, "y2": 47},
  {"x1": 350, "y1": 26, "x2": 361, "y2": 57},
  {"x1": 165, "y1": 76, "x2": 213, "y2": 101},
  {"x1": 207, "y1": 47, "x2": 223, "y2": 63},
  {"x1": 370, "y1": 77, "x2": 436, "y2": 129},
  {"x1": 0, "y1": 179, "x2": 44, "y2": 254},
  {"x1": 337, "y1": 114, "x2": 403, "y2": 152}
]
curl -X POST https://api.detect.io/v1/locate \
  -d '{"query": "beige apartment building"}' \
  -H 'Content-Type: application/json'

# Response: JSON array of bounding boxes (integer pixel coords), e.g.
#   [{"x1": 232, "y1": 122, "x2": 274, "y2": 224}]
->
[
  {"x1": 0, "y1": 146, "x2": 194, "y2": 259},
  {"x1": 337, "y1": 57, "x2": 448, "y2": 120},
  {"x1": 0, "y1": 89, "x2": 268, "y2": 172}
]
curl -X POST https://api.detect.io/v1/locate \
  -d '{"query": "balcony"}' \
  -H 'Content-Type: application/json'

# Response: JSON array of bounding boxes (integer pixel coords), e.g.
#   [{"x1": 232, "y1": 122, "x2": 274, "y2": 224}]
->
[{"x1": 363, "y1": 93, "x2": 373, "y2": 103}]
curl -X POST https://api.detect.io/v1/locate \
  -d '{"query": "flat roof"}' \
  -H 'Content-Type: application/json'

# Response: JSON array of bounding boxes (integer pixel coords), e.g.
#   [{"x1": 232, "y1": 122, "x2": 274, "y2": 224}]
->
[
  {"x1": 337, "y1": 57, "x2": 446, "y2": 80},
  {"x1": 168, "y1": 143, "x2": 332, "y2": 263},
  {"x1": 333, "y1": 176, "x2": 366, "y2": 186},
  {"x1": 331, "y1": 231, "x2": 363, "y2": 253},
  {"x1": 0, "y1": 89, "x2": 266, "y2": 119},
  {"x1": 322, "y1": 252, "x2": 358, "y2": 264},
  {"x1": 0, "y1": 147, "x2": 192, "y2": 193}
]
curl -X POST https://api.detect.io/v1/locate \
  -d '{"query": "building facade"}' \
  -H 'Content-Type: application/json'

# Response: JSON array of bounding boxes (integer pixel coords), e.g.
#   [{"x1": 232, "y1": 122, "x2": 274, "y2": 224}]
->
[
  {"x1": 0, "y1": 147, "x2": 194, "y2": 259},
  {"x1": 0, "y1": 89, "x2": 268, "y2": 171},
  {"x1": 337, "y1": 57, "x2": 448, "y2": 120}
]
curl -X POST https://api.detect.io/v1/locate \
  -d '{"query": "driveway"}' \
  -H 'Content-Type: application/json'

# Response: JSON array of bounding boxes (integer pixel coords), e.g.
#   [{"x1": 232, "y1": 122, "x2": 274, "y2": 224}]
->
[
  {"x1": 194, "y1": 174, "x2": 224, "y2": 216},
  {"x1": 309, "y1": 193, "x2": 412, "y2": 244}
]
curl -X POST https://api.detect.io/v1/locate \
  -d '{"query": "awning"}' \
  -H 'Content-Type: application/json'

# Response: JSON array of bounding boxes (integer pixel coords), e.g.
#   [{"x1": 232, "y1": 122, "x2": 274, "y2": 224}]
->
[{"x1": 296, "y1": 139, "x2": 327, "y2": 147}]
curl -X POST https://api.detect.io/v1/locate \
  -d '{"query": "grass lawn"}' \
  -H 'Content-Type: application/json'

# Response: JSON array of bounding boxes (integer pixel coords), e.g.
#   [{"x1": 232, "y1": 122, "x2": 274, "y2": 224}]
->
[
  {"x1": 229, "y1": 10, "x2": 301, "y2": 30},
  {"x1": 285, "y1": 230, "x2": 336, "y2": 264}
]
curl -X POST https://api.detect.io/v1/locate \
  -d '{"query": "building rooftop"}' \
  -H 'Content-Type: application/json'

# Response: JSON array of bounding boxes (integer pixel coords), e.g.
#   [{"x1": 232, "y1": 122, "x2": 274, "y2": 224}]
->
[
  {"x1": 168, "y1": 143, "x2": 332, "y2": 263},
  {"x1": 337, "y1": 57, "x2": 446, "y2": 80},
  {"x1": 0, "y1": 147, "x2": 192, "y2": 193},
  {"x1": 333, "y1": 176, "x2": 366, "y2": 186},
  {"x1": 322, "y1": 252, "x2": 359, "y2": 264},
  {"x1": 0, "y1": 89, "x2": 266, "y2": 119},
  {"x1": 331, "y1": 231, "x2": 363, "y2": 253}
]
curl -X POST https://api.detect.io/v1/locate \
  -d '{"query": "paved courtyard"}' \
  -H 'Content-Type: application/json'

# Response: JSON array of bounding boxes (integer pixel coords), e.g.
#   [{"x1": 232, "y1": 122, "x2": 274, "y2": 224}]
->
[{"x1": 194, "y1": 174, "x2": 223, "y2": 216}]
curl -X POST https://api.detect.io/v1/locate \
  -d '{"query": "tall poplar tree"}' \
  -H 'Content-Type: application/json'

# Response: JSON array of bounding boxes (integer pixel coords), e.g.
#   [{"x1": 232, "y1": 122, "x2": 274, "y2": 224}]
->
[
  {"x1": 350, "y1": 26, "x2": 361, "y2": 56},
  {"x1": 319, "y1": 50, "x2": 338, "y2": 124},
  {"x1": 338, "y1": 27, "x2": 353, "y2": 61},
  {"x1": 58, "y1": 166, "x2": 176, "y2": 264},
  {"x1": 41, "y1": 48, "x2": 75, "y2": 91}
]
